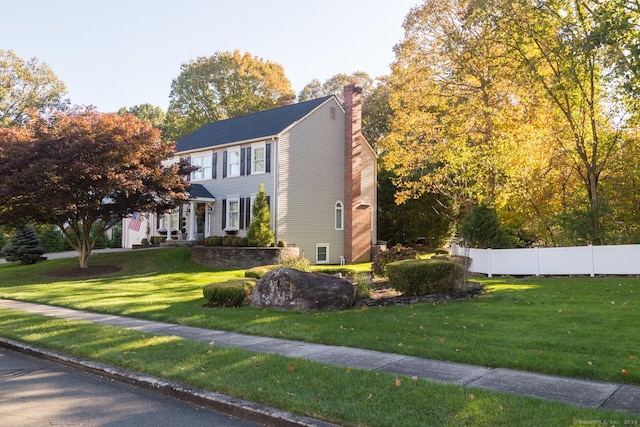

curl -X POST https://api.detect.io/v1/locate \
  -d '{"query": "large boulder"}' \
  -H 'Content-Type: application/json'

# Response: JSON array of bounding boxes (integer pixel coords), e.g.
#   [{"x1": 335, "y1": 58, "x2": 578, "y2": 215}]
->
[{"x1": 250, "y1": 268, "x2": 356, "y2": 311}]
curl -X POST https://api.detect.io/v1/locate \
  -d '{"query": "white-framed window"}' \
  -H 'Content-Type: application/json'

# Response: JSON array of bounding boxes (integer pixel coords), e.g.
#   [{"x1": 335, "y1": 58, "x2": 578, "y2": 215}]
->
[
  {"x1": 252, "y1": 143, "x2": 266, "y2": 174},
  {"x1": 335, "y1": 201, "x2": 344, "y2": 230},
  {"x1": 227, "y1": 198, "x2": 240, "y2": 229},
  {"x1": 191, "y1": 154, "x2": 212, "y2": 181},
  {"x1": 316, "y1": 243, "x2": 329, "y2": 264},
  {"x1": 227, "y1": 148, "x2": 241, "y2": 177}
]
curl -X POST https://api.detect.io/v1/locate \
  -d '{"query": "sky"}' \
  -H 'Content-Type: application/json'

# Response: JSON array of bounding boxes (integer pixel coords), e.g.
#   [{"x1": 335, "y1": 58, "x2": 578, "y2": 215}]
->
[{"x1": 2, "y1": 0, "x2": 419, "y2": 113}]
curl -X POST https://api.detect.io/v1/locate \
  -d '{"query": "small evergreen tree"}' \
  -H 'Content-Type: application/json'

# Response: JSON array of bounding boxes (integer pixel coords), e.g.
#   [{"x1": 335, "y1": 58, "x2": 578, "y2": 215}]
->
[
  {"x1": 1, "y1": 224, "x2": 47, "y2": 264},
  {"x1": 247, "y1": 183, "x2": 275, "y2": 247},
  {"x1": 459, "y1": 203, "x2": 512, "y2": 249}
]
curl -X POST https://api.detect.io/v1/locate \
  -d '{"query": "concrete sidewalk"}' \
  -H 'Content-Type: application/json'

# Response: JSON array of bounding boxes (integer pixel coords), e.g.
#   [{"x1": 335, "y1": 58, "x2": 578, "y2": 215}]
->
[
  {"x1": 1, "y1": 298, "x2": 639, "y2": 419},
  {"x1": 0, "y1": 247, "x2": 136, "y2": 264}
]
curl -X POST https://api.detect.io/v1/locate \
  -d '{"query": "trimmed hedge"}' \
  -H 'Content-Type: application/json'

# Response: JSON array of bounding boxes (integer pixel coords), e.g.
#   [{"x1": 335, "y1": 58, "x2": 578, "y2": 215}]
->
[
  {"x1": 203, "y1": 278, "x2": 257, "y2": 307},
  {"x1": 244, "y1": 264, "x2": 281, "y2": 279},
  {"x1": 386, "y1": 259, "x2": 464, "y2": 297}
]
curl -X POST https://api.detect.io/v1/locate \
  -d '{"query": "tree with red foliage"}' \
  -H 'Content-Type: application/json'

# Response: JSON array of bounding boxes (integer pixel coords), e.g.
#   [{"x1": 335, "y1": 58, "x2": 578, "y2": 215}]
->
[{"x1": 0, "y1": 107, "x2": 193, "y2": 268}]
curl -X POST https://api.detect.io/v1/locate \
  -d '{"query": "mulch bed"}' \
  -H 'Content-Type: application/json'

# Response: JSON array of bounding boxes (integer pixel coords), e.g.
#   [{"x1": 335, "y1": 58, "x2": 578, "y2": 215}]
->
[
  {"x1": 357, "y1": 280, "x2": 484, "y2": 307},
  {"x1": 45, "y1": 265, "x2": 122, "y2": 278}
]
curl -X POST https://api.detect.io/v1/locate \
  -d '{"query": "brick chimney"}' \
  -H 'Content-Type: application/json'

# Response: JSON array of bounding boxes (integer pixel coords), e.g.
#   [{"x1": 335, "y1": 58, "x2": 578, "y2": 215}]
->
[{"x1": 344, "y1": 84, "x2": 371, "y2": 263}]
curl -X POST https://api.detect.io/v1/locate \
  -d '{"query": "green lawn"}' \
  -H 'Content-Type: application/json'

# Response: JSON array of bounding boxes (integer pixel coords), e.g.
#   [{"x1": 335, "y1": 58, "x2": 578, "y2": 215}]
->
[{"x1": 1, "y1": 248, "x2": 639, "y2": 425}]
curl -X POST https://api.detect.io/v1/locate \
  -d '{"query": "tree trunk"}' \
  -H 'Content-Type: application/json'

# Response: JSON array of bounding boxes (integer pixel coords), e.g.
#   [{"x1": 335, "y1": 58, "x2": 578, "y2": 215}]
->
[{"x1": 77, "y1": 244, "x2": 91, "y2": 269}]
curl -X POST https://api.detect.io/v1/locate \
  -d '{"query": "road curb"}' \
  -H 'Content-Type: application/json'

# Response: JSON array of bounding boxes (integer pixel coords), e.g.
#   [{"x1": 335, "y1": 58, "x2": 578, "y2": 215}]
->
[{"x1": 0, "y1": 338, "x2": 339, "y2": 427}]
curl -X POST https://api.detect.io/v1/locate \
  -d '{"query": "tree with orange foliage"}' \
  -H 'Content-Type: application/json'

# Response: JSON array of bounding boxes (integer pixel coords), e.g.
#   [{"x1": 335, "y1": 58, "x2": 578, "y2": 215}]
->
[{"x1": 0, "y1": 107, "x2": 193, "y2": 268}]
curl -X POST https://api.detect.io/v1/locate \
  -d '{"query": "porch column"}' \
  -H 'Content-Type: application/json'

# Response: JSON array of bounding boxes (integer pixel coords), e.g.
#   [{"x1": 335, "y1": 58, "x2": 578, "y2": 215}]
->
[
  {"x1": 204, "y1": 204, "x2": 212, "y2": 237},
  {"x1": 164, "y1": 211, "x2": 173, "y2": 240},
  {"x1": 188, "y1": 201, "x2": 196, "y2": 240}
]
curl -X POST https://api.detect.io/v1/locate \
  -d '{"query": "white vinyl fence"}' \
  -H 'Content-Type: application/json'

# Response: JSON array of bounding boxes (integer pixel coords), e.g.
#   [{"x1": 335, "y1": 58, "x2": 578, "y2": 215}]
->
[{"x1": 450, "y1": 244, "x2": 640, "y2": 277}]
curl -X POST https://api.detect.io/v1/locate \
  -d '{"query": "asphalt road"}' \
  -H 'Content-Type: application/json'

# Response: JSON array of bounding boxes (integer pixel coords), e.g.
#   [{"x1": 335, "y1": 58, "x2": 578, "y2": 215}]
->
[{"x1": 0, "y1": 348, "x2": 261, "y2": 427}]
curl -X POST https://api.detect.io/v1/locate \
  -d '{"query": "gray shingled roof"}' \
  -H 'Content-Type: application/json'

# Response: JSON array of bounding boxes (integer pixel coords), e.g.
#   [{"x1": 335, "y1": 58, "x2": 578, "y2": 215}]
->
[{"x1": 175, "y1": 95, "x2": 334, "y2": 153}]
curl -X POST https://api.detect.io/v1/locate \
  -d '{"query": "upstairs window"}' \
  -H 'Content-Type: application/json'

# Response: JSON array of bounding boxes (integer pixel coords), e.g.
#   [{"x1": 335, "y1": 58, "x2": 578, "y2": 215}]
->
[
  {"x1": 227, "y1": 149, "x2": 241, "y2": 177},
  {"x1": 252, "y1": 143, "x2": 265, "y2": 174},
  {"x1": 191, "y1": 154, "x2": 212, "y2": 181}
]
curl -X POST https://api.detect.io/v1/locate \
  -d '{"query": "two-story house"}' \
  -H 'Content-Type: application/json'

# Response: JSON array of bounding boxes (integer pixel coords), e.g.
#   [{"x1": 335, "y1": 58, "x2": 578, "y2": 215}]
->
[{"x1": 122, "y1": 85, "x2": 377, "y2": 264}]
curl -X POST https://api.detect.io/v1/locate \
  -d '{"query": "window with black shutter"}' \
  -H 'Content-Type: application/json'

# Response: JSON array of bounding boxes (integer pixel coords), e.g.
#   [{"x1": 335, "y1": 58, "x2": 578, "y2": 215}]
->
[
  {"x1": 221, "y1": 199, "x2": 226, "y2": 229},
  {"x1": 222, "y1": 151, "x2": 227, "y2": 178},
  {"x1": 265, "y1": 143, "x2": 271, "y2": 173},
  {"x1": 240, "y1": 148, "x2": 246, "y2": 176},
  {"x1": 245, "y1": 197, "x2": 251, "y2": 228},
  {"x1": 239, "y1": 198, "x2": 245, "y2": 229}
]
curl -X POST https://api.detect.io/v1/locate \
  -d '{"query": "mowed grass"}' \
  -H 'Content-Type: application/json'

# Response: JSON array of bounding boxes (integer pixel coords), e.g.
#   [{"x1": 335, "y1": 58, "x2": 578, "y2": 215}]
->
[
  {"x1": 1, "y1": 248, "x2": 639, "y2": 425},
  {"x1": 1, "y1": 309, "x2": 636, "y2": 427},
  {"x1": 0, "y1": 247, "x2": 638, "y2": 387}
]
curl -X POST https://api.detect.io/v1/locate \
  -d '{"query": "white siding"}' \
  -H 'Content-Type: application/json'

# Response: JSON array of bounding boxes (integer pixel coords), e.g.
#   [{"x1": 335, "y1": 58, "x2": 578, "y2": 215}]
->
[{"x1": 277, "y1": 99, "x2": 345, "y2": 263}]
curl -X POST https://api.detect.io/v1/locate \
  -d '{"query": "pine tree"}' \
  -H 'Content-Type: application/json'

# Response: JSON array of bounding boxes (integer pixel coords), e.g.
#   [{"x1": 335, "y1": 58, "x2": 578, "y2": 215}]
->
[
  {"x1": 247, "y1": 183, "x2": 275, "y2": 247},
  {"x1": 2, "y1": 224, "x2": 47, "y2": 264}
]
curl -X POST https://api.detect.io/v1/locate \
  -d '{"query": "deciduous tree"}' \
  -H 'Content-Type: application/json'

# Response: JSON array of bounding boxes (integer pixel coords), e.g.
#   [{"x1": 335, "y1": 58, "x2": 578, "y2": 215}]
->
[
  {"x1": 0, "y1": 50, "x2": 68, "y2": 127},
  {"x1": 165, "y1": 51, "x2": 295, "y2": 140},
  {"x1": 0, "y1": 107, "x2": 193, "y2": 268}
]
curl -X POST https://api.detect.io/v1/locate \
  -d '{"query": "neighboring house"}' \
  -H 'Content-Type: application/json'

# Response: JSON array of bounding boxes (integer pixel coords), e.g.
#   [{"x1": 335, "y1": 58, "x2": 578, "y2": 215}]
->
[{"x1": 122, "y1": 85, "x2": 377, "y2": 264}]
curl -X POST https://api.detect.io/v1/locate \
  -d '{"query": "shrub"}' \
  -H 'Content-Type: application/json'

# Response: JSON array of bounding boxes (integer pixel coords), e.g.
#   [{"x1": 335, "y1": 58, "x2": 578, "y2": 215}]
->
[
  {"x1": 434, "y1": 248, "x2": 449, "y2": 255},
  {"x1": 205, "y1": 236, "x2": 224, "y2": 246},
  {"x1": 244, "y1": 264, "x2": 281, "y2": 279},
  {"x1": 372, "y1": 245, "x2": 417, "y2": 277},
  {"x1": 277, "y1": 240, "x2": 287, "y2": 247},
  {"x1": 2, "y1": 224, "x2": 47, "y2": 265},
  {"x1": 224, "y1": 235, "x2": 234, "y2": 246},
  {"x1": 247, "y1": 183, "x2": 275, "y2": 247},
  {"x1": 282, "y1": 255, "x2": 311, "y2": 272},
  {"x1": 386, "y1": 259, "x2": 463, "y2": 297},
  {"x1": 38, "y1": 225, "x2": 66, "y2": 253},
  {"x1": 460, "y1": 203, "x2": 512, "y2": 248},
  {"x1": 202, "y1": 278, "x2": 257, "y2": 307},
  {"x1": 150, "y1": 236, "x2": 167, "y2": 245},
  {"x1": 354, "y1": 272, "x2": 371, "y2": 299},
  {"x1": 140, "y1": 238, "x2": 149, "y2": 246},
  {"x1": 239, "y1": 236, "x2": 249, "y2": 247},
  {"x1": 232, "y1": 237, "x2": 240, "y2": 247}
]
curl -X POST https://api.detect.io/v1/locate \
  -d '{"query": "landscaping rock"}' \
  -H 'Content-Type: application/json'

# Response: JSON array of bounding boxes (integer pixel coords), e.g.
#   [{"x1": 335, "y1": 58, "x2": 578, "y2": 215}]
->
[{"x1": 250, "y1": 268, "x2": 357, "y2": 311}]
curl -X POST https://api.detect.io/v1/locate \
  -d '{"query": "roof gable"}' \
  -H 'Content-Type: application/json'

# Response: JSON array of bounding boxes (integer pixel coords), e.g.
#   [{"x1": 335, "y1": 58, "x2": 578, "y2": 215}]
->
[{"x1": 175, "y1": 95, "x2": 334, "y2": 153}]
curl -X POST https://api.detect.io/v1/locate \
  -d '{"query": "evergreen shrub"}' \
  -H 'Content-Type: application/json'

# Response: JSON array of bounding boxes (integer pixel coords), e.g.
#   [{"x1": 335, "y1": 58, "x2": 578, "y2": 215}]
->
[
  {"x1": 386, "y1": 259, "x2": 463, "y2": 297},
  {"x1": 202, "y1": 278, "x2": 257, "y2": 307},
  {"x1": 244, "y1": 264, "x2": 280, "y2": 279},
  {"x1": 2, "y1": 224, "x2": 47, "y2": 265},
  {"x1": 282, "y1": 255, "x2": 311, "y2": 272}
]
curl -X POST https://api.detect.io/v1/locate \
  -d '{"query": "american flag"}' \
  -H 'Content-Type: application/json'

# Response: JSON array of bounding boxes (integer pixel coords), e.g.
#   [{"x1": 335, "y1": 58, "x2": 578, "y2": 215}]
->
[{"x1": 129, "y1": 213, "x2": 142, "y2": 231}]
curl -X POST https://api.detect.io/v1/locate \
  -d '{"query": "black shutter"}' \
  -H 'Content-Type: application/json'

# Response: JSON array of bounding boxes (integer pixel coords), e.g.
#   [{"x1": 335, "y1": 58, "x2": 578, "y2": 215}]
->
[
  {"x1": 212, "y1": 152, "x2": 217, "y2": 180},
  {"x1": 265, "y1": 143, "x2": 271, "y2": 173},
  {"x1": 245, "y1": 197, "x2": 251, "y2": 228},
  {"x1": 239, "y1": 198, "x2": 245, "y2": 229},
  {"x1": 222, "y1": 151, "x2": 227, "y2": 178},
  {"x1": 185, "y1": 157, "x2": 191, "y2": 181},
  {"x1": 246, "y1": 148, "x2": 251, "y2": 175},
  {"x1": 266, "y1": 195, "x2": 271, "y2": 208},
  {"x1": 221, "y1": 199, "x2": 226, "y2": 229},
  {"x1": 240, "y1": 148, "x2": 246, "y2": 176}
]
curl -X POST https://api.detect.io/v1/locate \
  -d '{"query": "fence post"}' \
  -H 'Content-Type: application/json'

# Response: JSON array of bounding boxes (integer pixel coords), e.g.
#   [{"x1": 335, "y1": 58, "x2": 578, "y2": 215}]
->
[
  {"x1": 487, "y1": 248, "x2": 493, "y2": 278},
  {"x1": 589, "y1": 244, "x2": 595, "y2": 277}
]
